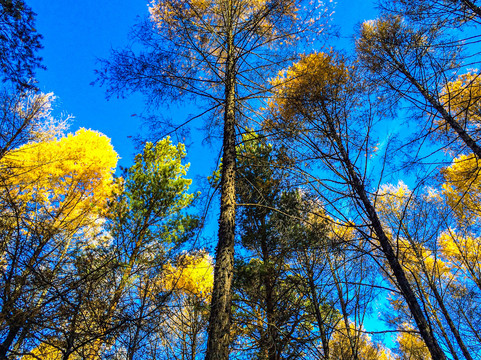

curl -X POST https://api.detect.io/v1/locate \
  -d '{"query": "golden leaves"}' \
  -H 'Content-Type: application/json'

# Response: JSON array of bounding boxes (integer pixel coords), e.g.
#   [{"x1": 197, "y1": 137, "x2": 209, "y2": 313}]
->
[
  {"x1": 149, "y1": 0, "x2": 299, "y2": 42},
  {"x1": 266, "y1": 52, "x2": 350, "y2": 131},
  {"x1": 149, "y1": 0, "x2": 214, "y2": 28},
  {"x1": 376, "y1": 180, "x2": 411, "y2": 214},
  {"x1": 0, "y1": 128, "x2": 118, "y2": 230},
  {"x1": 397, "y1": 325, "x2": 432, "y2": 360},
  {"x1": 21, "y1": 343, "x2": 62, "y2": 360},
  {"x1": 441, "y1": 153, "x2": 481, "y2": 221},
  {"x1": 439, "y1": 230, "x2": 480, "y2": 262},
  {"x1": 440, "y1": 72, "x2": 481, "y2": 131},
  {"x1": 356, "y1": 16, "x2": 404, "y2": 72},
  {"x1": 162, "y1": 251, "x2": 214, "y2": 300},
  {"x1": 329, "y1": 321, "x2": 394, "y2": 360}
]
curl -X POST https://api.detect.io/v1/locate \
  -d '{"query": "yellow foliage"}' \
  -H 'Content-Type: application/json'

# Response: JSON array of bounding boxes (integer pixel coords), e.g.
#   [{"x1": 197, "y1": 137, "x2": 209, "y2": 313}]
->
[
  {"x1": 149, "y1": 0, "x2": 298, "y2": 40},
  {"x1": 329, "y1": 221, "x2": 356, "y2": 243},
  {"x1": 268, "y1": 52, "x2": 351, "y2": 127},
  {"x1": 150, "y1": 0, "x2": 213, "y2": 26},
  {"x1": 22, "y1": 343, "x2": 62, "y2": 360},
  {"x1": 440, "y1": 72, "x2": 481, "y2": 130},
  {"x1": 397, "y1": 325, "x2": 431, "y2": 360},
  {"x1": 375, "y1": 181, "x2": 451, "y2": 278},
  {"x1": 376, "y1": 180, "x2": 411, "y2": 214},
  {"x1": 329, "y1": 321, "x2": 393, "y2": 360},
  {"x1": 441, "y1": 154, "x2": 481, "y2": 220},
  {"x1": 358, "y1": 17, "x2": 404, "y2": 53},
  {"x1": 397, "y1": 238, "x2": 450, "y2": 279},
  {"x1": 438, "y1": 229, "x2": 481, "y2": 283},
  {"x1": 357, "y1": 16, "x2": 427, "y2": 73},
  {"x1": 162, "y1": 252, "x2": 214, "y2": 300},
  {"x1": 0, "y1": 128, "x2": 118, "y2": 230}
]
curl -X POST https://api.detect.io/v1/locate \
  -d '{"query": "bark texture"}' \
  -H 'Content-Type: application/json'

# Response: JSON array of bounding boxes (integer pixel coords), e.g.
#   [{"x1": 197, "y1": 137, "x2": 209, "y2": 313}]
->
[{"x1": 205, "y1": 7, "x2": 237, "y2": 358}]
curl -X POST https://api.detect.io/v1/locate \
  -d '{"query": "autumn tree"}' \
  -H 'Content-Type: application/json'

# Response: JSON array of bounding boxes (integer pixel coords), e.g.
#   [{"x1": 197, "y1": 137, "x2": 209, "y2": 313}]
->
[
  {"x1": 0, "y1": 129, "x2": 118, "y2": 359},
  {"x1": 356, "y1": 2, "x2": 481, "y2": 159},
  {"x1": 265, "y1": 51, "x2": 448, "y2": 359},
  {"x1": 374, "y1": 180, "x2": 481, "y2": 359},
  {"x1": 352, "y1": 3, "x2": 481, "y2": 357},
  {"x1": 97, "y1": 1, "x2": 330, "y2": 358}
]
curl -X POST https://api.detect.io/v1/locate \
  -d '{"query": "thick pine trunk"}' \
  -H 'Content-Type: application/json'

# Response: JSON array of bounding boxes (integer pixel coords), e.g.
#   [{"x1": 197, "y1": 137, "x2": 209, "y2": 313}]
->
[{"x1": 205, "y1": 8, "x2": 237, "y2": 359}]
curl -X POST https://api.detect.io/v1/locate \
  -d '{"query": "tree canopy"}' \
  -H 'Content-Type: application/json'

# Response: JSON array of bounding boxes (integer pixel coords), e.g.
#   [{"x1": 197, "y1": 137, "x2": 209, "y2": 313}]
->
[{"x1": 3, "y1": 0, "x2": 481, "y2": 359}]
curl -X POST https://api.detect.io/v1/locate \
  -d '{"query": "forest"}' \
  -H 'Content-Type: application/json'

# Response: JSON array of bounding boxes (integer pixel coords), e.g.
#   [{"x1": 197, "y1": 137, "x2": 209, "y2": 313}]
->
[{"x1": 1, "y1": 0, "x2": 481, "y2": 359}]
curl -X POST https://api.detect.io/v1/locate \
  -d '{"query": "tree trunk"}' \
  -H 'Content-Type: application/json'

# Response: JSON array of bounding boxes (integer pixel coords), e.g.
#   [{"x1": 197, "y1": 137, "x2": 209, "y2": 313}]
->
[
  {"x1": 205, "y1": 3, "x2": 237, "y2": 358},
  {"x1": 325, "y1": 121, "x2": 448, "y2": 360},
  {"x1": 260, "y1": 221, "x2": 279, "y2": 360},
  {"x1": 392, "y1": 56, "x2": 481, "y2": 159},
  {"x1": 0, "y1": 325, "x2": 20, "y2": 360}
]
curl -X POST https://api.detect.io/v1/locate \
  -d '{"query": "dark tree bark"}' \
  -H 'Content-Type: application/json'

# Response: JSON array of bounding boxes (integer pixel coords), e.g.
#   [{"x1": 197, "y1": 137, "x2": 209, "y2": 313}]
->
[
  {"x1": 206, "y1": 16, "x2": 237, "y2": 358},
  {"x1": 325, "y1": 120, "x2": 447, "y2": 360}
]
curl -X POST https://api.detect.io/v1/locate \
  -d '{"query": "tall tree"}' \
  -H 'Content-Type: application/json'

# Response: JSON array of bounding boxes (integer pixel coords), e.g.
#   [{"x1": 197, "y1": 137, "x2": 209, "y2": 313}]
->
[
  {"x1": 265, "y1": 52, "x2": 448, "y2": 359},
  {"x1": 234, "y1": 133, "x2": 320, "y2": 359},
  {"x1": 97, "y1": 1, "x2": 329, "y2": 358},
  {"x1": 81, "y1": 138, "x2": 198, "y2": 359},
  {"x1": 356, "y1": 3, "x2": 481, "y2": 159}
]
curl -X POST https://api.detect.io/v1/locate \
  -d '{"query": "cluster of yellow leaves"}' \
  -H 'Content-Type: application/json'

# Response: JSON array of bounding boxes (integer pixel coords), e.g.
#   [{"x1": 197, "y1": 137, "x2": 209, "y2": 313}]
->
[
  {"x1": 149, "y1": 0, "x2": 297, "y2": 30},
  {"x1": 329, "y1": 321, "x2": 393, "y2": 360},
  {"x1": 329, "y1": 221, "x2": 356, "y2": 243},
  {"x1": 356, "y1": 16, "x2": 403, "y2": 72},
  {"x1": 439, "y1": 230, "x2": 480, "y2": 265},
  {"x1": 357, "y1": 16, "x2": 427, "y2": 73},
  {"x1": 267, "y1": 52, "x2": 350, "y2": 129},
  {"x1": 441, "y1": 154, "x2": 481, "y2": 220},
  {"x1": 438, "y1": 229, "x2": 481, "y2": 284},
  {"x1": 162, "y1": 252, "x2": 214, "y2": 300},
  {"x1": 0, "y1": 128, "x2": 118, "y2": 230},
  {"x1": 150, "y1": 0, "x2": 213, "y2": 27},
  {"x1": 440, "y1": 72, "x2": 481, "y2": 130},
  {"x1": 376, "y1": 180, "x2": 411, "y2": 214},
  {"x1": 21, "y1": 343, "x2": 62, "y2": 360},
  {"x1": 358, "y1": 16, "x2": 404, "y2": 50},
  {"x1": 397, "y1": 325, "x2": 431, "y2": 360},
  {"x1": 397, "y1": 238, "x2": 451, "y2": 279},
  {"x1": 375, "y1": 181, "x2": 452, "y2": 277}
]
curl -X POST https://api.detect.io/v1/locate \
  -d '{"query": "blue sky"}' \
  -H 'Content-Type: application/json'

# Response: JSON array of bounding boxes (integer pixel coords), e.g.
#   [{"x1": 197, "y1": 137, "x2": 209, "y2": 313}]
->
[{"x1": 28, "y1": 0, "x2": 377, "y2": 171}]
